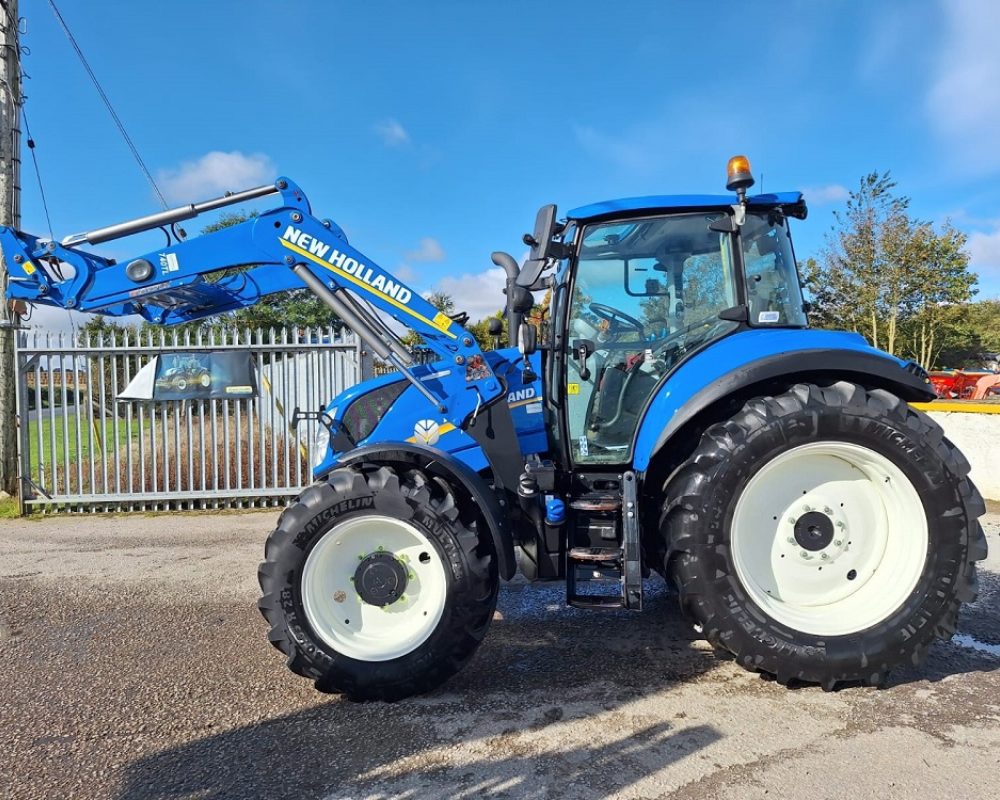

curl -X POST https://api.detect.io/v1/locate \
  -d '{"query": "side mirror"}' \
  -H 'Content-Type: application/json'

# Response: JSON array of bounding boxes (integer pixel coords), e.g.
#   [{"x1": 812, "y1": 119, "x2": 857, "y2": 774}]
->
[
  {"x1": 524, "y1": 204, "x2": 558, "y2": 260},
  {"x1": 487, "y1": 316, "x2": 503, "y2": 349},
  {"x1": 519, "y1": 322, "x2": 539, "y2": 383},
  {"x1": 517, "y1": 258, "x2": 547, "y2": 289},
  {"x1": 518, "y1": 321, "x2": 538, "y2": 356}
]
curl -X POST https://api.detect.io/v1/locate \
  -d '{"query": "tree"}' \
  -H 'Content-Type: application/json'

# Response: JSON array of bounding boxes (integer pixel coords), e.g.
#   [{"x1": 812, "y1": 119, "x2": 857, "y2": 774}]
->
[
  {"x1": 467, "y1": 310, "x2": 508, "y2": 350},
  {"x1": 401, "y1": 291, "x2": 456, "y2": 349},
  {"x1": 424, "y1": 291, "x2": 455, "y2": 315},
  {"x1": 932, "y1": 300, "x2": 1000, "y2": 368},
  {"x1": 805, "y1": 172, "x2": 978, "y2": 366},
  {"x1": 900, "y1": 222, "x2": 976, "y2": 368}
]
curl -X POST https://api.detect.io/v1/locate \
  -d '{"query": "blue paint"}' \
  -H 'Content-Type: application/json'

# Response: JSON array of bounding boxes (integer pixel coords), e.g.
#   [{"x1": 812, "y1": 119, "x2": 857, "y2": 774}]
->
[
  {"x1": 631, "y1": 328, "x2": 905, "y2": 471},
  {"x1": 317, "y1": 349, "x2": 545, "y2": 477},
  {"x1": 566, "y1": 192, "x2": 804, "y2": 221},
  {"x1": 545, "y1": 497, "x2": 566, "y2": 525},
  {"x1": 0, "y1": 177, "x2": 505, "y2": 442}
]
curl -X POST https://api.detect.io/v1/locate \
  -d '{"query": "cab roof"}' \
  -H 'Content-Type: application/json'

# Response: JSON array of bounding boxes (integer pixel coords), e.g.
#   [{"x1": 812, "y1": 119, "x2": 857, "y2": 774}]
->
[{"x1": 566, "y1": 192, "x2": 805, "y2": 222}]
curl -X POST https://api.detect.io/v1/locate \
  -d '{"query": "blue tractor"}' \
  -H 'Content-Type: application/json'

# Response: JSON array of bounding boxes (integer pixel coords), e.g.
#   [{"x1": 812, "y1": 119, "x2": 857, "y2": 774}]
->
[{"x1": 0, "y1": 157, "x2": 986, "y2": 699}]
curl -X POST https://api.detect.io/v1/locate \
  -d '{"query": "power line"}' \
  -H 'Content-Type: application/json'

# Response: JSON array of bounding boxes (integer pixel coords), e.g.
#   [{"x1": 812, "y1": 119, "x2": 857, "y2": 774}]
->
[
  {"x1": 46, "y1": 0, "x2": 167, "y2": 209},
  {"x1": 21, "y1": 108, "x2": 52, "y2": 239}
]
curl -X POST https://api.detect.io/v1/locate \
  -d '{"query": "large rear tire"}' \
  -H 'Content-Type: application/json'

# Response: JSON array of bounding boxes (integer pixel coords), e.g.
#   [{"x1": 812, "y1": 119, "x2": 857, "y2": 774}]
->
[
  {"x1": 661, "y1": 381, "x2": 987, "y2": 689},
  {"x1": 258, "y1": 464, "x2": 497, "y2": 700}
]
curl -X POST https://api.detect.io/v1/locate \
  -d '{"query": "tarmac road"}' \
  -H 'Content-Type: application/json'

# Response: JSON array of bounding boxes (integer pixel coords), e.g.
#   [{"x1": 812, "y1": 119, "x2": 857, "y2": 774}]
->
[{"x1": 0, "y1": 508, "x2": 998, "y2": 800}]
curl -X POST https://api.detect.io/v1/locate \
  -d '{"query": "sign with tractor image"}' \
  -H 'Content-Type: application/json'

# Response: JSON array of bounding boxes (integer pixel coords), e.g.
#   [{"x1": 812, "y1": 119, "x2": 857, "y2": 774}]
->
[{"x1": 118, "y1": 351, "x2": 257, "y2": 402}]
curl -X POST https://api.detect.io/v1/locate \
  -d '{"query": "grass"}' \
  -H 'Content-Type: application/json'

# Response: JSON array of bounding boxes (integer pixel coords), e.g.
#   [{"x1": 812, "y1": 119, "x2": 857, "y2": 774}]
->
[
  {"x1": 23, "y1": 410, "x2": 304, "y2": 497},
  {"x1": 27, "y1": 416, "x2": 139, "y2": 473},
  {"x1": 0, "y1": 495, "x2": 18, "y2": 518}
]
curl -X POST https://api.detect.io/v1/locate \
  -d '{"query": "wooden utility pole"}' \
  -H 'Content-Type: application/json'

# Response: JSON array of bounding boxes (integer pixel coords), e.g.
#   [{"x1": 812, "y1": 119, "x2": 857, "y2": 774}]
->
[{"x1": 0, "y1": 0, "x2": 20, "y2": 497}]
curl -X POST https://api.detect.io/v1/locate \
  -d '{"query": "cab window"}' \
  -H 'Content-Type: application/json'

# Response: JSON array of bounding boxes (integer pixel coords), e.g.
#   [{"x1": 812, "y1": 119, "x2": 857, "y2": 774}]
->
[
  {"x1": 741, "y1": 213, "x2": 807, "y2": 327},
  {"x1": 565, "y1": 213, "x2": 738, "y2": 464}
]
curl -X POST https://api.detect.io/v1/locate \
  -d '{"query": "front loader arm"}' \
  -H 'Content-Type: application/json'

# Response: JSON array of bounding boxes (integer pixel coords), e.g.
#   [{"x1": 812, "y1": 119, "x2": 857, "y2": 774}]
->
[{"x1": 0, "y1": 177, "x2": 506, "y2": 425}]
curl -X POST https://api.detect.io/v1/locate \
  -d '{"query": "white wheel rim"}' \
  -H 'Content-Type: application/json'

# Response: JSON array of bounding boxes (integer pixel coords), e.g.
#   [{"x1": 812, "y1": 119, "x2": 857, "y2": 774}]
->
[
  {"x1": 731, "y1": 441, "x2": 928, "y2": 636},
  {"x1": 301, "y1": 515, "x2": 448, "y2": 661}
]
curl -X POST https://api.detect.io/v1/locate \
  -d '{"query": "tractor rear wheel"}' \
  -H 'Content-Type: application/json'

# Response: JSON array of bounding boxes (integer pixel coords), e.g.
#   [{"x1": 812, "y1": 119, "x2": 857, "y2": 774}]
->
[
  {"x1": 258, "y1": 464, "x2": 497, "y2": 700},
  {"x1": 661, "y1": 381, "x2": 987, "y2": 688}
]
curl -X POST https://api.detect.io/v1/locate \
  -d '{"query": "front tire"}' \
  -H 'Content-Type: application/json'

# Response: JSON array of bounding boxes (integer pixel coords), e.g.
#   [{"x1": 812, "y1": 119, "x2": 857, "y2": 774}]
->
[
  {"x1": 258, "y1": 464, "x2": 497, "y2": 700},
  {"x1": 661, "y1": 381, "x2": 987, "y2": 688}
]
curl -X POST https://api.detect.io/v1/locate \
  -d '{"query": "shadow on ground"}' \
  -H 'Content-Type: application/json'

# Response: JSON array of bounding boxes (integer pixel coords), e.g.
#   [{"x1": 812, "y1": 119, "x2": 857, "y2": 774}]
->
[
  {"x1": 116, "y1": 582, "x2": 725, "y2": 800},
  {"x1": 115, "y1": 561, "x2": 1000, "y2": 800}
]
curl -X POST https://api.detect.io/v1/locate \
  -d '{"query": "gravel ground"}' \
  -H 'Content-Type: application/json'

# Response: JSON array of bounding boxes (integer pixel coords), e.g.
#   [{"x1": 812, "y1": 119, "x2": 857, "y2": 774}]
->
[{"x1": 1, "y1": 508, "x2": 998, "y2": 800}]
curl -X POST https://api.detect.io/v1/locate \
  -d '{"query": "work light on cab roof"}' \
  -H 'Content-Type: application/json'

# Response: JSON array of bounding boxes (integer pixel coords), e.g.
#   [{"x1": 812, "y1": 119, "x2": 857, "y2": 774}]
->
[{"x1": 726, "y1": 154, "x2": 755, "y2": 201}]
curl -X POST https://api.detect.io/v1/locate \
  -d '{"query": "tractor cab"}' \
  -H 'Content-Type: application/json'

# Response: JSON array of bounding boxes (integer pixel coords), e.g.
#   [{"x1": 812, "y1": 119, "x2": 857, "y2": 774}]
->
[{"x1": 555, "y1": 195, "x2": 808, "y2": 465}]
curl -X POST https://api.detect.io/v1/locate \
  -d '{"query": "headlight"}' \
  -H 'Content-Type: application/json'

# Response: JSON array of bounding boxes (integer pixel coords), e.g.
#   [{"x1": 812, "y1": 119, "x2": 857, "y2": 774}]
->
[{"x1": 310, "y1": 425, "x2": 331, "y2": 469}]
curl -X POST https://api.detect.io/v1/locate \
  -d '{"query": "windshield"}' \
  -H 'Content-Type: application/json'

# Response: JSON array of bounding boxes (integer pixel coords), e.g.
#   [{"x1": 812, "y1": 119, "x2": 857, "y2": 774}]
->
[
  {"x1": 741, "y1": 213, "x2": 807, "y2": 327},
  {"x1": 565, "y1": 213, "x2": 739, "y2": 464}
]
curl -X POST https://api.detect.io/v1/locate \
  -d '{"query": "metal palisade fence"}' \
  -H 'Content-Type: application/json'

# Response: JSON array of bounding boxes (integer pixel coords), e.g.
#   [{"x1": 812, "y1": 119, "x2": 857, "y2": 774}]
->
[{"x1": 15, "y1": 326, "x2": 364, "y2": 513}]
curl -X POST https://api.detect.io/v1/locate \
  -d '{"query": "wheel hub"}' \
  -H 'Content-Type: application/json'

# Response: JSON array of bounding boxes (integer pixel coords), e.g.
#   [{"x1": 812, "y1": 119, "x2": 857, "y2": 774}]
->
[
  {"x1": 354, "y1": 552, "x2": 408, "y2": 606},
  {"x1": 793, "y1": 511, "x2": 834, "y2": 552}
]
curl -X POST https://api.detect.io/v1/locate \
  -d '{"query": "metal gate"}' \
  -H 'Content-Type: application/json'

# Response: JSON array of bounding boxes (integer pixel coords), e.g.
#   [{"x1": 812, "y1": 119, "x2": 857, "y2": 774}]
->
[{"x1": 15, "y1": 326, "x2": 363, "y2": 512}]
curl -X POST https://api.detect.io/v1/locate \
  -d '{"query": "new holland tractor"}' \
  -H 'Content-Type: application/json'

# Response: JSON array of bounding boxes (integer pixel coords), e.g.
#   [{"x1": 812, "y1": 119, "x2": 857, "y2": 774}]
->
[{"x1": 0, "y1": 157, "x2": 986, "y2": 699}]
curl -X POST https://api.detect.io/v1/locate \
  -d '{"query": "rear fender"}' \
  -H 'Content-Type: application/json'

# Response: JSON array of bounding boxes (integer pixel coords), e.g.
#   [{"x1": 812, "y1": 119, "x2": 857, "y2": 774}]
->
[{"x1": 633, "y1": 328, "x2": 935, "y2": 473}]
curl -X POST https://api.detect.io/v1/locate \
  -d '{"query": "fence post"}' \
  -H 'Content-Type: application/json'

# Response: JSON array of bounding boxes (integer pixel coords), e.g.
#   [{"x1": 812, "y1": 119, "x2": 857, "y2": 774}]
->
[{"x1": 13, "y1": 327, "x2": 25, "y2": 516}]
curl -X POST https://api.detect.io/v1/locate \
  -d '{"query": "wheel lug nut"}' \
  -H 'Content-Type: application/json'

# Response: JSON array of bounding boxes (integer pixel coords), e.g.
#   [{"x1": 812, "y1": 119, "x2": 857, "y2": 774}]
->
[
  {"x1": 823, "y1": 506, "x2": 832, "y2": 515},
  {"x1": 803, "y1": 505, "x2": 812, "y2": 512},
  {"x1": 836, "y1": 521, "x2": 845, "y2": 529},
  {"x1": 834, "y1": 539, "x2": 842, "y2": 547},
  {"x1": 800, "y1": 551, "x2": 809, "y2": 558},
  {"x1": 787, "y1": 537, "x2": 796, "y2": 544},
  {"x1": 788, "y1": 517, "x2": 796, "y2": 525},
  {"x1": 821, "y1": 553, "x2": 829, "y2": 560}
]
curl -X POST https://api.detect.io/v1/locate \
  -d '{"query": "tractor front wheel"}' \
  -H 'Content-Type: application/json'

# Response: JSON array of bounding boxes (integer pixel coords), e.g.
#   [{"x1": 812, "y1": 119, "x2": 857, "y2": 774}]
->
[
  {"x1": 258, "y1": 464, "x2": 497, "y2": 700},
  {"x1": 661, "y1": 381, "x2": 987, "y2": 688}
]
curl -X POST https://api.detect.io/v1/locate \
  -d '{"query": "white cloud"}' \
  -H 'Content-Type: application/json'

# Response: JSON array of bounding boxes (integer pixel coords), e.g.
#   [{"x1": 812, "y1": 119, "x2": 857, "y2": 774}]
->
[
  {"x1": 967, "y1": 225, "x2": 1000, "y2": 276},
  {"x1": 393, "y1": 263, "x2": 417, "y2": 283},
  {"x1": 404, "y1": 237, "x2": 445, "y2": 263},
  {"x1": 435, "y1": 268, "x2": 507, "y2": 322},
  {"x1": 926, "y1": 0, "x2": 1000, "y2": 171},
  {"x1": 157, "y1": 151, "x2": 274, "y2": 203},
  {"x1": 374, "y1": 118, "x2": 410, "y2": 147},
  {"x1": 801, "y1": 184, "x2": 849, "y2": 205}
]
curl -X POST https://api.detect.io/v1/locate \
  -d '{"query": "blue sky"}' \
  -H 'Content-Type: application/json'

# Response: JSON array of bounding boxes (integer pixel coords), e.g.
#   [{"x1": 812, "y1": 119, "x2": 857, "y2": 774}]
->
[{"x1": 17, "y1": 0, "x2": 1000, "y2": 329}]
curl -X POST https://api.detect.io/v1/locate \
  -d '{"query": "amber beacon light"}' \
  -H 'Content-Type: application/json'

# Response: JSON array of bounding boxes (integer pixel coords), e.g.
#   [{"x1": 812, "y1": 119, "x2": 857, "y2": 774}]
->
[{"x1": 725, "y1": 155, "x2": 755, "y2": 202}]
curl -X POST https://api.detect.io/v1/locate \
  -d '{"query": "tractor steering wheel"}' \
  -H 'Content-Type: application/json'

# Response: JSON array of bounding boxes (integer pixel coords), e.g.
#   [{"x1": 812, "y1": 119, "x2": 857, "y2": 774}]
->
[
  {"x1": 588, "y1": 302, "x2": 645, "y2": 336},
  {"x1": 654, "y1": 311, "x2": 727, "y2": 356}
]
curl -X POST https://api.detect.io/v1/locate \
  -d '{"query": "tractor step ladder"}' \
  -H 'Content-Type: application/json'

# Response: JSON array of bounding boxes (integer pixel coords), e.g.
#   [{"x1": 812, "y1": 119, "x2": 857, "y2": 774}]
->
[{"x1": 566, "y1": 471, "x2": 643, "y2": 611}]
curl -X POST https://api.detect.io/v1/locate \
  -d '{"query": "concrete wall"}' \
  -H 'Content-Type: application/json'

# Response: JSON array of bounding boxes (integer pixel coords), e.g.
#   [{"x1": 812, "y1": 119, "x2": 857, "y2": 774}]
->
[{"x1": 926, "y1": 409, "x2": 1000, "y2": 501}]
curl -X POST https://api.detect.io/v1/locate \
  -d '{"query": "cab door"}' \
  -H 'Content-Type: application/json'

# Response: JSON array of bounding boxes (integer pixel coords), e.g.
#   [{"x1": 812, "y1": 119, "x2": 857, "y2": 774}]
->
[{"x1": 564, "y1": 212, "x2": 739, "y2": 465}]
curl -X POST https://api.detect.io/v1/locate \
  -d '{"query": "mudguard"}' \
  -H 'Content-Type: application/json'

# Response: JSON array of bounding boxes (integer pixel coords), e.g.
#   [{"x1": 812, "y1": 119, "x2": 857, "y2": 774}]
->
[
  {"x1": 320, "y1": 442, "x2": 517, "y2": 580},
  {"x1": 633, "y1": 328, "x2": 935, "y2": 472}
]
